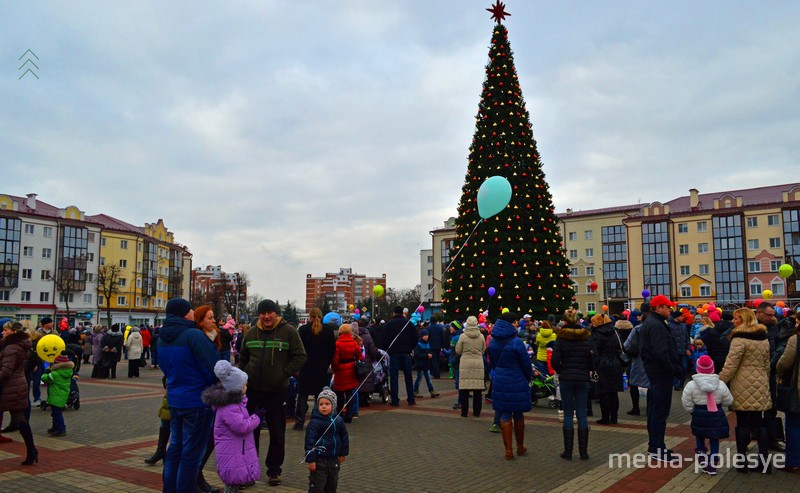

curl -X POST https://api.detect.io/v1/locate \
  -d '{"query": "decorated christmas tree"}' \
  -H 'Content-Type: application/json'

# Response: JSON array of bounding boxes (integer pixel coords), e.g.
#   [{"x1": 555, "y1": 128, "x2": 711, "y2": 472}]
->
[{"x1": 442, "y1": 2, "x2": 574, "y2": 320}]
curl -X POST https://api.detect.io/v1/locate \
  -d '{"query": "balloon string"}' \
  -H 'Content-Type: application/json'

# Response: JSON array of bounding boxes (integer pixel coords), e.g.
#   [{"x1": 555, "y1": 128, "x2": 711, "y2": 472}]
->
[{"x1": 302, "y1": 219, "x2": 486, "y2": 463}]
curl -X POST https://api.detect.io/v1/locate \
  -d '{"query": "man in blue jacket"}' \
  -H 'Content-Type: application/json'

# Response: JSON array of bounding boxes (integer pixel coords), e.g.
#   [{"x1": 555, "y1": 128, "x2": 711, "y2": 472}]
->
[
  {"x1": 158, "y1": 298, "x2": 221, "y2": 493},
  {"x1": 426, "y1": 316, "x2": 446, "y2": 379}
]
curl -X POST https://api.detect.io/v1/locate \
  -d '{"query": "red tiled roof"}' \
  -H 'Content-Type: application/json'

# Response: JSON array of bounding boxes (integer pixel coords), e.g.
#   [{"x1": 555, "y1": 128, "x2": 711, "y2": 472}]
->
[
  {"x1": 84, "y1": 213, "x2": 143, "y2": 234},
  {"x1": 666, "y1": 183, "x2": 800, "y2": 213}
]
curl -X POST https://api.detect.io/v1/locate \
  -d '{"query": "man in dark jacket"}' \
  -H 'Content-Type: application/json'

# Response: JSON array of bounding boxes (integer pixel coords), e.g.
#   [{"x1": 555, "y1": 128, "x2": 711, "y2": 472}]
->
[
  {"x1": 756, "y1": 301, "x2": 785, "y2": 452},
  {"x1": 239, "y1": 299, "x2": 307, "y2": 486},
  {"x1": 426, "y1": 316, "x2": 446, "y2": 378},
  {"x1": 640, "y1": 295, "x2": 680, "y2": 462},
  {"x1": 667, "y1": 311, "x2": 690, "y2": 390},
  {"x1": 158, "y1": 298, "x2": 221, "y2": 493},
  {"x1": 382, "y1": 306, "x2": 418, "y2": 407},
  {"x1": 702, "y1": 311, "x2": 732, "y2": 374}
]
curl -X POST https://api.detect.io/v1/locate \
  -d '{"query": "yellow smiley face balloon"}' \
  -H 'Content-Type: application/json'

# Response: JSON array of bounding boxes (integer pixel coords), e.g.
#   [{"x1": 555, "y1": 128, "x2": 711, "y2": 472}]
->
[{"x1": 37, "y1": 334, "x2": 66, "y2": 363}]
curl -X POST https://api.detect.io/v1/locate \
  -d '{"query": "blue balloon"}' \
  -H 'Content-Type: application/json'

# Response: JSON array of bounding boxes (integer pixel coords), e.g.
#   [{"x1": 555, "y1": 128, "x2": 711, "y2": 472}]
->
[
  {"x1": 477, "y1": 176, "x2": 512, "y2": 219},
  {"x1": 353, "y1": 313, "x2": 361, "y2": 320},
  {"x1": 322, "y1": 312, "x2": 342, "y2": 326}
]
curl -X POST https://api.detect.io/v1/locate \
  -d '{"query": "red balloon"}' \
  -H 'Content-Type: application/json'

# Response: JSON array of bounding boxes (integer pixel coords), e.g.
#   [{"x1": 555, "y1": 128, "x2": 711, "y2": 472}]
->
[{"x1": 589, "y1": 282, "x2": 598, "y2": 292}]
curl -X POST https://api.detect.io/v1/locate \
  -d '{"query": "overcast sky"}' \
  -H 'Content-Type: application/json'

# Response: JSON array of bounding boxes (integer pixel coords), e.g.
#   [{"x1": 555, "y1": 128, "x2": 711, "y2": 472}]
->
[{"x1": 3, "y1": 1, "x2": 799, "y2": 307}]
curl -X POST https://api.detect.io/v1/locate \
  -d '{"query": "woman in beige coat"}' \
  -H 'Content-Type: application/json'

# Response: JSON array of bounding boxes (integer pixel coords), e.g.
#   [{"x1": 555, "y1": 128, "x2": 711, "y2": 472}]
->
[
  {"x1": 719, "y1": 308, "x2": 772, "y2": 473},
  {"x1": 456, "y1": 316, "x2": 487, "y2": 418}
]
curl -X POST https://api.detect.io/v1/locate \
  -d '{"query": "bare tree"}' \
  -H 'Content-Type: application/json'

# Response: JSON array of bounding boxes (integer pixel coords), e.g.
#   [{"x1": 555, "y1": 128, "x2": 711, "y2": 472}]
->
[
  {"x1": 220, "y1": 272, "x2": 251, "y2": 320},
  {"x1": 97, "y1": 265, "x2": 122, "y2": 327}
]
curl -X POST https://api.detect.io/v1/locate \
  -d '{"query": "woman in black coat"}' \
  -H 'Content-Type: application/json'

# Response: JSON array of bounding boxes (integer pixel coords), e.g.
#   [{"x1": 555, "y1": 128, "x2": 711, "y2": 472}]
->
[
  {"x1": 294, "y1": 308, "x2": 336, "y2": 430},
  {"x1": 591, "y1": 314, "x2": 624, "y2": 425},
  {"x1": 552, "y1": 309, "x2": 596, "y2": 460}
]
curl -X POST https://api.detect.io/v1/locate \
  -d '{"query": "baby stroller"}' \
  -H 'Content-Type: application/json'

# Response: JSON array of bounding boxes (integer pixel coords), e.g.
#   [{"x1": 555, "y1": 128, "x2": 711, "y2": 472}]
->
[
  {"x1": 530, "y1": 369, "x2": 559, "y2": 408},
  {"x1": 40, "y1": 375, "x2": 80, "y2": 411},
  {"x1": 370, "y1": 349, "x2": 390, "y2": 404}
]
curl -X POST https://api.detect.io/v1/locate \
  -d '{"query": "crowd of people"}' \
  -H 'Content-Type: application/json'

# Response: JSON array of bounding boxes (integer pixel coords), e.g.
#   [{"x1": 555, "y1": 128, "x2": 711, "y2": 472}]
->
[{"x1": 1, "y1": 295, "x2": 799, "y2": 492}]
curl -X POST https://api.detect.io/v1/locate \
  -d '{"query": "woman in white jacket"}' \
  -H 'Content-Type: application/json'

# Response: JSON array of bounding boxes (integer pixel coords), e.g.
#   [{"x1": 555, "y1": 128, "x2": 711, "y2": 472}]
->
[{"x1": 681, "y1": 354, "x2": 733, "y2": 475}]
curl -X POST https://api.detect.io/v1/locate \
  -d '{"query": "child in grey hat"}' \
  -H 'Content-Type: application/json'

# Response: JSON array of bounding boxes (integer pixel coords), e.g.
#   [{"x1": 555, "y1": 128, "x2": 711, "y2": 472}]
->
[
  {"x1": 304, "y1": 386, "x2": 350, "y2": 492},
  {"x1": 202, "y1": 360, "x2": 266, "y2": 492}
]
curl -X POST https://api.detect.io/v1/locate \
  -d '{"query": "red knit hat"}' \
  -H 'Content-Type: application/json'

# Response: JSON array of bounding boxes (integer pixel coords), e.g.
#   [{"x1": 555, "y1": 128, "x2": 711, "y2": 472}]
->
[
  {"x1": 54, "y1": 354, "x2": 70, "y2": 364},
  {"x1": 696, "y1": 355, "x2": 714, "y2": 374}
]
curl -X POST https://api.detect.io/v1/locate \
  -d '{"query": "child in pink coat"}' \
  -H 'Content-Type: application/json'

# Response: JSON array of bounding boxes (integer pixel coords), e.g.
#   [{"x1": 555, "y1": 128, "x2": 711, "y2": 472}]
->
[{"x1": 202, "y1": 360, "x2": 265, "y2": 492}]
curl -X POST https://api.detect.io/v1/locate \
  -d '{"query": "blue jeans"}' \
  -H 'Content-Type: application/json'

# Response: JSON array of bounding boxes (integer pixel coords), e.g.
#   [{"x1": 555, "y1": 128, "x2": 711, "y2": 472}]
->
[
  {"x1": 32, "y1": 364, "x2": 45, "y2": 402},
  {"x1": 163, "y1": 406, "x2": 214, "y2": 493},
  {"x1": 50, "y1": 405, "x2": 65, "y2": 433},
  {"x1": 560, "y1": 380, "x2": 589, "y2": 430},
  {"x1": 389, "y1": 353, "x2": 414, "y2": 405},
  {"x1": 647, "y1": 374, "x2": 673, "y2": 453},
  {"x1": 414, "y1": 370, "x2": 434, "y2": 392},
  {"x1": 786, "y1": 412, "x2": 800, "y2": 468},
  {"x1": 151, "y1": 347, "x2": 159, "y2": 367}
]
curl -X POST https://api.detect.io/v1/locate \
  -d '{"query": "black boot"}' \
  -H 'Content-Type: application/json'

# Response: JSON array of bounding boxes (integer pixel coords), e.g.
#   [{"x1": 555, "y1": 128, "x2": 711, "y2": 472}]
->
[
  {"x1": 18, "y1": 422, "x2": 38, "y2": 466},
  {"x1": 1, "y1": 422, "x2": 19, "y2": 433},
  {"x1": 560, "y1": 428, "x2": 574, "y2": 460},
  {"x1": 144, "y1": 426, "x2": 169, "y2": 465},
  {"x1": 196, "y1": 471, "x2": 220, "y2": 493},
  {"x1": 756, "y1": 427, "x2": 772, "y2": 474},
  {"x1": 735, "y1": 427, "x2": 751, "y2": 473},
  {"x1": 578, "y1": 427, "x2": 590, "y2": 460}
]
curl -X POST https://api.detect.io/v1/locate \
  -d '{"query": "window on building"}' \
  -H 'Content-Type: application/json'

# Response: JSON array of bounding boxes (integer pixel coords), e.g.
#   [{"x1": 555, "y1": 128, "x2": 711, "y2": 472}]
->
[
  {"x1": 770, "y1": 260, "x2": 782, "y2": 271},
  {"x1": 697, "y1": 221, "x2": 708, "y2": 232},
  {"x1": 771, "y1": 282, "x2": 785, "y2": 296},
  {"x1": 699, "y1": 264, "x2": 710, "y2": 275},
  {"x1": 88, "y1": 232, "x2": 95, "y2": 242},
  {"x1": 120, "y1": 259, "x2": 127, "y2": 268},
  {"x1": 98, "y1": 296, "x2": 104, "y2": 306},
  {"x1": 40, "y1": 292, "x2": 49, "y2": 302},
  {"x1": 136, "y1": 278, "x2": 142, "y2": 288},
  {"x1": 713, "y1": 215, "x2": 745, "y2": 304},
  {"x1": 83, "y1": 293, "x2": 92, "y2": 304},
  {"x1": 21, "y1": 291, "x2": 31, "y2": 301},
  {"x1": 21, "y1": 268, "x2": 32, "y2": 280},
  {"x1": 157, "y1": 298, "x2": 163, "y2": 308},
  {"x1": 573, "y1": 283, "x2": 580, "y2": 294},
  {"x1": 120, "y1": 240, "x2": 128, "y2": 249},
  {"x1": 42, "y1": 248, "x2": 52, "y2": 259},
  {"x1": 586, "y1": 302, "x2": 596, "y2": 313},
  {"x1": 678, "y1": 223, "x2": 688, "y2": 233},
  {"x1": 680, "y1": 286, "x2": 692, "y2": 297},
  {"x1": 101, "y1": 237, "x2": 106, "y2": 247},
  {"x1": 584, "y1": 230, "x2": 593, "y2": 240},
  {"x1": 749, "y1": 282, "x2": 762, "y2": 296},
  {"x1": 119, "y1": 278, "x2": 126, "y2": 287},
  {"x1": 769, "y1": 238, "x2": 781, "y2": 249},
  {"x1": 136, "y1": 296, "x2": 141, "y2": 307},
  {"x1": 23, "y1": 246, "x2": 33, "y2": 257},
  {"x1": 24, "y1": 224, "x2": 34, "y2": 234},
  {"x1": 747, "y1": 239, "x2": 759, "y2": 250},
  {"x1": 585, "y1": 248, "x2": 594, "y2": 258},
  {"x1": 137, "y1": 261, "x2": 142, "y2": 271},
  {"x1": 641, "y1": 222, "x2": 670, "y2": 297},
  {"x1": 41, "y1": 269, "x2": 50, "y2": 280},
  {"x1": 59, "y1": 293, "x2": 74, "y2": 303},
  {"x1": 427, "y1": 269, "x2": 433, "y2": 276},
  {"x1": 680, "y1": 266, "x2": 690, "y2": 276},
  {"x1": 698, "y1": 243, "x2": 709, "y2": 253},
  {"x1": 117, "y1": 296, "x2": 126, "y2": 305},
  {"x1": 602, "y1": 225, "x2": 628, "y2": 298},
  {"x1": 585, "y1": 266, "x2": 595, "y2": 276},
  {"x1": 427, "y1": 255, "x2": 432, "y2": 263},
  {"x1": 747, "y1": 217, "x2": 758, "y2": 228},
  {"x1": 87, "y1": 273, "x2": 93, "y2": 283},
  {"x1": 568, "y1": 232, "x2": 577, "y2": 241},
  {"x1": 0, "y1": 291, "x2": 9, "y2": 301},
  {"x1": 138, "y1": 242, "x2": 143, "y2": 252},
  {"x1": 569, "y1": 267, "x2": 579, "y2": 277},
  {"x1": 748, "y1": 261, "x2": 761, "y2": 272},
  {"x1": 768, "y1": 215, "x2": 780, "y2": 226},
  {"x1": 43, "y1": 227, "x2": 53, "y2": 238},
  {"x1": 569, "y1": 250, "x2": 578, "y2": 259},
  {"x1": 679, "y1": 245, "x2": 689, "y2": 255},
  {"x1": 99, "y1": 257, "x2": 105, "y2": 266},
  {"x1": 700, "y1": 285, "x2": 712, "y2": 296},
  {"x1": 88, "y1": 253, "x2": 94, "y2": 262}
]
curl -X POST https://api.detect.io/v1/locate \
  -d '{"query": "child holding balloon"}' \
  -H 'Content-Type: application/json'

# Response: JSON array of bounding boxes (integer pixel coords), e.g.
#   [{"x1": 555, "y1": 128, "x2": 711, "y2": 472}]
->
[{"x1": 40, "y1": 352, "x2": 75, "y2": 436}]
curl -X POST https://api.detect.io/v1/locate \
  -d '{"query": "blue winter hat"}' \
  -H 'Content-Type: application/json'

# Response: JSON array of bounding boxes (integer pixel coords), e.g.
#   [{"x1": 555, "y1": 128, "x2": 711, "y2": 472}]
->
[
  {"x1": 322, "y1": 312, "x2": 342, "y2": 326},
  {"x1": 166, "y1": 298, "x2": 192, "y2": 317},
  {"x1": 419, "y1": 329, "x2": 429, "y2": 338}
]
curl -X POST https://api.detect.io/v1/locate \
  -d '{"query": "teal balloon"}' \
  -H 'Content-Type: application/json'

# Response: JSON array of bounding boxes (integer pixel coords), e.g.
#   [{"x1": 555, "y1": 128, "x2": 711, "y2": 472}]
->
[{"x1": 477, "y1": 176, "x2": 512, "y2": 219}]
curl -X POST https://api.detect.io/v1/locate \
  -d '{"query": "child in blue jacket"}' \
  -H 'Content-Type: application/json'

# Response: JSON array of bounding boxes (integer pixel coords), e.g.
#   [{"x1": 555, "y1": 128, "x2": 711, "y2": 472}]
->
[{"x1": 305, "y1": 387, "x2": 349, "y2": 492}]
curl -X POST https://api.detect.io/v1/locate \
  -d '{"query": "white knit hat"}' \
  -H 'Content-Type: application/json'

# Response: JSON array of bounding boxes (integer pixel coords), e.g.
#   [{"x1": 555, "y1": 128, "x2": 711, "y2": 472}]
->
[{"x1": 214, "y1": 360, "x2": 248, "y2": 392}]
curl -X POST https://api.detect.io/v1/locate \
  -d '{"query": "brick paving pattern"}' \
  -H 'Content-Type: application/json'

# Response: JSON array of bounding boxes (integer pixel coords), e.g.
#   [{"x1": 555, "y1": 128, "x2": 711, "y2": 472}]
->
[{"x1": 0, "y1": 365, "x2": 796, "y2": 492}]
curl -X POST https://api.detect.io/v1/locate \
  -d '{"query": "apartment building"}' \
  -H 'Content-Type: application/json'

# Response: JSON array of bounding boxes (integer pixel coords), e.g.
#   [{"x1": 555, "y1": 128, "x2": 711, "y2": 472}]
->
[{"x1": 305, "y1": 268, "x2": 386, "y2": 313}]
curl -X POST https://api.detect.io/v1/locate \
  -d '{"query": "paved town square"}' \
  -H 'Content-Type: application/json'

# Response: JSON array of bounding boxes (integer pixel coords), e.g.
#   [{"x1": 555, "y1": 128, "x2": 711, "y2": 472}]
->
[{"x1": 0, "y1": 363, "x2": 794, "y2": 493}]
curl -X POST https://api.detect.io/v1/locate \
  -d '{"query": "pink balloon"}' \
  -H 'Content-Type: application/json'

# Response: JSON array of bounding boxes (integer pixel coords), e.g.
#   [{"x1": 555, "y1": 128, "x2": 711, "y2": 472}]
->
[
  {"x1": 416, "y1": 305, "x2": 424, "y2": 313},
  {"x1": 354, "y1": 309, "x2": 360, "y2": 314}
]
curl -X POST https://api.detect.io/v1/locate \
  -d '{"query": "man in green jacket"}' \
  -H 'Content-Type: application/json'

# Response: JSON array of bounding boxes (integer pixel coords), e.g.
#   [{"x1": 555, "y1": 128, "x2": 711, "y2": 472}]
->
[{"x1": 239, "y1": 299, "x2": 306, "y2": 487}]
